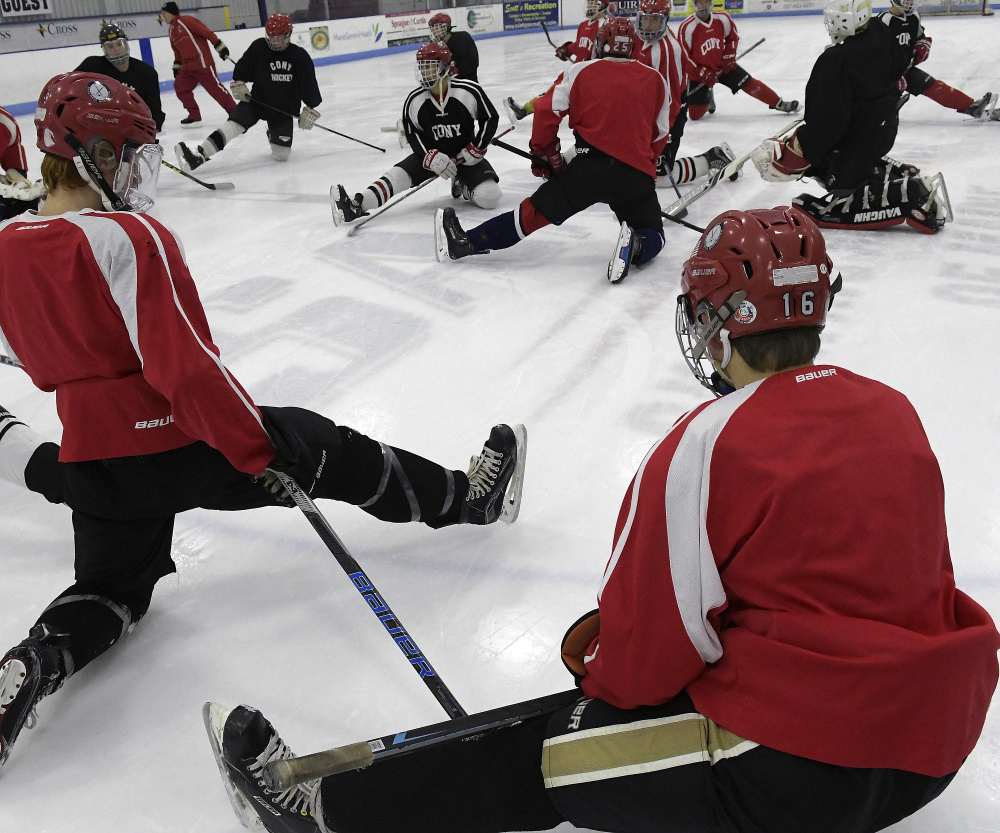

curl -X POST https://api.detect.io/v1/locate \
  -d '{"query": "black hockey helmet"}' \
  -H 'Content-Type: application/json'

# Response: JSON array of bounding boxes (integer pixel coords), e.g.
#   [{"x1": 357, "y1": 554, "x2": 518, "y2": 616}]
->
[{"x1": 98, "y1": 23, "x2": 130, "y2": 67}]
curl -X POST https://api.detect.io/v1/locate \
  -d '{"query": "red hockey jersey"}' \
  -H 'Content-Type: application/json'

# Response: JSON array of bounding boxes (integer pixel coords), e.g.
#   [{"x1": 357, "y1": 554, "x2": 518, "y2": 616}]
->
[
  {"x1": 0, "y1": 106, "x2": 27, "y2": 174},
  {"x1": 0, "y1": 209, "x2": 275, "y2": 475},
  {"x1": 678, "y1": 10, "x2": 738, "y2": 75},
  {"x1": 564, "y1": 18, "x2": 600, "y2": 63},
  {"x1": 531, "y1": 58, "x2": 670, "y2": 177},
  {"x1": 169, "y1": 14, "x2": 222, "y2": 70},
  {"x1": 633, "y1": 26, "x2": 688, "y2": 130},
  {"x1": 581, "y1": 367, "x2": 999, "y2": 777}
]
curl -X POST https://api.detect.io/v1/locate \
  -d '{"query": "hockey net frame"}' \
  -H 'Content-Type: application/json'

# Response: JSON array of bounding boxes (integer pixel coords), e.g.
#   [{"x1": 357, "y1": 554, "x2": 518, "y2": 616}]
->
[{"x1": 913, "y1": 0, "x2": 994, "y2": 15}]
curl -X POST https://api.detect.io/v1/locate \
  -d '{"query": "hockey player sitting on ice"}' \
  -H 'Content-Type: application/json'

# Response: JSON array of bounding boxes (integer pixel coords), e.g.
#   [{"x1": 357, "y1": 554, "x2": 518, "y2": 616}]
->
[
  {"x1": 505, "y1": 0, "x2": 608, "y2": 122},
  {"x1": 437, "y1": 17, "x2": 668, "y2": 285},
  {"x1": 203, "y1": 206, "x2": 999, "y2": 833},
  {"x1": 679, "y1": 0, "x2": 798, "y2": 120},
  {"x1": 429, "y1": 12, "x2": 480, "y2": 82},
  {"x1": 175, "y1": 14, "x2": 321, "y2": 171},
  {"x1": 0, "y1": 104, "x2": 44, "y2": 220},
  {"x1": 881, "y1": 0, "x2": 998, "y2": 121},
  {"x1": 751, "y1": 0, "x2": 951, "y2": 233},
  {"x1": 0, "y1": 71, "x2": 527, "y2": 770},
  {"x1": 634, "y1": 0, "x2": 739, "y2": 188},
  {"x1": 75, "y1": 23, "x2": 165, "y2": 133},
  {"x1": 333, "y1": 42, "x2": 501, "y2": 223}
]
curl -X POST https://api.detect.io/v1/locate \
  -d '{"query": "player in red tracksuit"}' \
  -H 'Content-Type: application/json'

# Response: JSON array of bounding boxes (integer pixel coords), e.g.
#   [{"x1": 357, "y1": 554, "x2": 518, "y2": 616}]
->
[
  {"x1": 0, "y1": 72, "x2": 527, "y2": 771},
  {"x1": 0, "y1": 105, "x2": 42, "y2": 219},
  {"x1": 161, "y1": 0, "x2": 235, "y2": 127},
  {"x1": 204, "y1": 206, "x2": 999, "y2": 833},
  {"x1": 679, "y1": 0, "x2": 797, "y2": 120},
  {"x1": 439, "y1": 17, "x2": 669, "y2": 285}
]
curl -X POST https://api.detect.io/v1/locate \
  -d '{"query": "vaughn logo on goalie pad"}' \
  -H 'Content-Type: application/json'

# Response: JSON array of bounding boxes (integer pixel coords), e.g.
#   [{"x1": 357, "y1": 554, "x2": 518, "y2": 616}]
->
[{"x1": 853, "y1": 207, "x2": 902, "y2": 223}]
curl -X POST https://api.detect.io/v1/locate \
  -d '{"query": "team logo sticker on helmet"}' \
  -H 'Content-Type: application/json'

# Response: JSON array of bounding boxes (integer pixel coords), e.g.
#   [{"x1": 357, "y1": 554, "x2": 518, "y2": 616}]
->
[
  {"x1": 43, "y1": 129, "x2": 55, "y2": 148},
  {"x1": 703, "y1": 221, "x2": 725, "y2": 250},
  {"x1": 734, "y1": 300, "x2": 757, "y2": 324},
  {"x1": 87, "y1": 81, "x2": 112, "y2": 103}
]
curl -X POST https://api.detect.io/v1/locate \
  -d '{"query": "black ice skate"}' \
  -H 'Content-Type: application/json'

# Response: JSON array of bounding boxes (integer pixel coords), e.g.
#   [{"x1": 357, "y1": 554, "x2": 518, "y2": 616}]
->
[
  {"x1": 434, "y1": 208, "x2": 486, "y2": 261},
  {"x1": 330, "y1": 185, "x2": 369, "y2": 226},
  {"x1": 175, "y1": 142, "x2": 206, "y2": 172},
  {"x1": 504, "y1": 96, "x2": 528, "y2": 122},
  {"x1": 204, "y1": 702, "x2": 322, "y2": 833},
  {"x1": 0, "y1": 625, "x2": 68, "y2": 767},
  {"x1": 703, "y1": 143, "x2": 739, "y2": 182},
  {"x1": 775, "y1": 98, "x2": 800, "y2": 114},
  {"x1": 451, "y1": 177, "x2": 465, "y2": 200},
  {"x1": 608, "y1": 221, "x2": 642, "y2": 284},
  {"x1": 463, "y1": 424, "x2": 527, "y2": 524},
  {"x1": 180, "y1": 116, "x2": 202, "y2": 129},
  {"x1": 964, "y1": 92, "x2": 998, "y2": 120}
]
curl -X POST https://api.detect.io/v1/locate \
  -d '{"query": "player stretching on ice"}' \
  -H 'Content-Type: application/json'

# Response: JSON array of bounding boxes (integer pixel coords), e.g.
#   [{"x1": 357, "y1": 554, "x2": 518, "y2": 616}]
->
[
  {"x1": 436, "y1": 17, "x2": 668, "y2": 284},
  {"x1": 176, "y1": 14, "x2": 321, "y2": 170},
  {"x1": 333, "y1": 41, "x2": 501, "y2": 223},
  {"x1": 205, "y1": 206, "x2": 999, "y2": 833},
  {"x1": 881, "y1": 0, "x2": 998, "y2": 121},
  {"x1": 0, "y1": 72, "x2": 526, "y2": 771},
  {"x1": 679, "y1": 0, "x2": 798, "y2": 120}
]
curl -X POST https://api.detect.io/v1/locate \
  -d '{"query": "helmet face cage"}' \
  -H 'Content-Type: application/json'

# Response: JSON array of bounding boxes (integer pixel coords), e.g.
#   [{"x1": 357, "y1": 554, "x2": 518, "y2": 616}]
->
[
  {"x1": 415, "y1": 42, "x2": 452, "y2": 88},
  {"x1": 100, "y1": 26, "x2": 130, "y2": 67},
  {"x1": 428, "y1": 13, "x2": 451, "y2": 41},
  {"x1": 695, "y1": 0, "x2": 713, "y2": 21},
  {"x1": 265, "y1": 15, "x2": 293, "y2": 50},
  {"x1": 824, "y1": 0, "x2": 871, "y2": 42},
  {"x1": 637, "y1": 11, "x2": 668, "y2": 42},
  {"x1": 899, "y1": 0, "x2": 915, "y2": 12},
  {"x1": 585, "y1": 0, "x2": 609, "y2": 19},
  {"x1": 112, "y1": 140, "x2": 163, "y2": 213}
]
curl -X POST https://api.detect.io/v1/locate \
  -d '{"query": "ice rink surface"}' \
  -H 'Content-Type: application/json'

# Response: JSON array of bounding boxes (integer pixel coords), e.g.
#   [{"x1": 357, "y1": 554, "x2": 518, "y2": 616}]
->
[{"x1": 2, "y1": 13, "x2": 1000, "y2": 831}]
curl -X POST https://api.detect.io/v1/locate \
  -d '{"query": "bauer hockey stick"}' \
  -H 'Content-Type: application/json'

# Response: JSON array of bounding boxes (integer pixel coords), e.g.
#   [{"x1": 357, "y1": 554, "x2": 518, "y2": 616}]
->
[
  {"x1": 244, "y1": 95, "x2": 386, "y2": 152},
  {"x1": 262, "y1": 688, "x2": 582, "y2": 790},
  {"x1": 161, "y1": 159, "x2": 235, "y2": 191},
  {"x1": 270, "y1": 470, "x2": 467, "y2": 719}
]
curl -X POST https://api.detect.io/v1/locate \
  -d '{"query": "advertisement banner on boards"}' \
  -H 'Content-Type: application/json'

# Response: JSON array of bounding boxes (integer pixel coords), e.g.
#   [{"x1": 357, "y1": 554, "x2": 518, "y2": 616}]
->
[
  {"x1": 0, "y1": 0, "x2": 52, "y2": 19},
  {"x1": 291, "y1": 14, "x2": 387, "y2": 57},
  {"x1": 0, "y1": 12, "x2": 165, "y2": 54},
  {"x1": 461, "y1": 4, "x2": 505, "y2": 35},
  {"x1": 502, "y1": 0, "x2": 559, "y2": 30},
  {"x1": 384, "y1": 9, "x2": 432, "y2": 47}
]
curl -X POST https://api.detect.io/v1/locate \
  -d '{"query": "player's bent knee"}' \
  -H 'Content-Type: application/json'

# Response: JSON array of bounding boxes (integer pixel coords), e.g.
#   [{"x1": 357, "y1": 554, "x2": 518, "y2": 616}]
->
[{"x1": 471, "y1": 180, "x2": 502, "y2": 210}]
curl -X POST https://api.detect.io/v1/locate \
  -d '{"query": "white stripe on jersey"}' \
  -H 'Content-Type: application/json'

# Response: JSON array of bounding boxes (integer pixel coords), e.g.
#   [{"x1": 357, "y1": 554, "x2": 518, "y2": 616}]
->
[{"x1": 176, "y1": 19, "x2": 209, "y2": 68}]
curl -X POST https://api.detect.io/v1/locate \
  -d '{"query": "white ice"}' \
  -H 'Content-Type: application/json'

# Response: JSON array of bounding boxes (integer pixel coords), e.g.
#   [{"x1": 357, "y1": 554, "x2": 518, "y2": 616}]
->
[{"x1": 2, "y1": 14, "x2": 1000, "y2": 832}]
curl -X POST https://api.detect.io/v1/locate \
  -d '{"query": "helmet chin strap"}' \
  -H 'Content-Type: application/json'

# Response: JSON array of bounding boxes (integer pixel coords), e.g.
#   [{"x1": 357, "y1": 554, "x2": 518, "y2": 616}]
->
[{"x1": 65, "y1": 134, "x2": 127, "y2": 212}]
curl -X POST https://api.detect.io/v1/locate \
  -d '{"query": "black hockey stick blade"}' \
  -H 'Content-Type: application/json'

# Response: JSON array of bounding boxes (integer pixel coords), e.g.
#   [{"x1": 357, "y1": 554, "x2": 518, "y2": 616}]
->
[
  {"x1": 270, "y1": 471, "x2": 467, "y2": 720},
  {"x1": 263, "y1": 688, "x2": 581, "y2": 790},
  {"x1": 161, "y1": 159, "x2": 235, "y2": 191},
  {"x1": 539, "y1": 20, "x2": 559, "y2": 50}
]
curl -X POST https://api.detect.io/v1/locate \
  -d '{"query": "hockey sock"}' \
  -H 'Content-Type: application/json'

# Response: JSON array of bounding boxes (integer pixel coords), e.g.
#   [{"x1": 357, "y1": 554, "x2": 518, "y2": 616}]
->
[
  {"x1": 364, "y1": 167, "x2": 412, "y2": 210},
  {"x1": 672, "y1": 155, "x2": 710, "y2": 185},
  {"x1": 921, "y1": 80, "x2": 975, "y2": 112},
  {"x1": 742, "y1": 78, "x2": 781, "y2": 109},
  {"x1": 466, "y1": 199, "x2": 551, "y2": 251},
  {"x1": 634, "y1": 228, "x2": 665, "y2": 266},
  {"x1": 203, "y1": 120, "x2": 246, "y2": 157}
]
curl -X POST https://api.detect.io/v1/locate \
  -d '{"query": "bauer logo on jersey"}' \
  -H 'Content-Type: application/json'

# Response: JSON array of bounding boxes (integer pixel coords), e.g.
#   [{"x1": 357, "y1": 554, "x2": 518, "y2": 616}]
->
[
  {"x1": 772, "y1": 265, "x2": 819, "y2": 287},
  {"x1": 703, "y1": 221, "x2": 724, "y2": 250},
  {"x1": 86, "y1": 80, "x2": 112, "y2": 103},
  {"x1": 733, "y1": 299, "x2": 757, "y2": 324}
]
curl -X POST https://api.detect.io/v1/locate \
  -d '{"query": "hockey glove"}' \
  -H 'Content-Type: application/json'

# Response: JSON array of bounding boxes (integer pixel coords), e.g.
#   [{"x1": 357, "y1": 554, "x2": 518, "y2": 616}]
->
[
  {"x1": 259, "y1": 405, "x2": 343, "y2": 499},
  {"x1": 895, "y1": 77, "x2": 907, "y2": 95},
  {"x1": 529, "y1": 139, "x2": 564, "y2": 180},
  {"x1": 751, "y1": 132, "x2": 810, "y2": 182},
  {"x1": 214, "y1": 41, "x2": 230, "y2": 61},
  {"x1": 172, "y1": 62, "x2": 182, "y2": 79},
  {"x1": 561, "y1": 609, "x2": 599, "y2": 686},
  {"x1": 720, "y1": 51, "x2": 737, "y2": 74},
  {"x1": 913, "y1": 35, "x2": 931, "y2": 65},
  {"x1": 693, "y1": 64, "x2": 717, "y2": 86},
  {"x1": 556, "y1": 41, "x2": 573, "y2": 61},
  {"x1": 423, "y1": 149, "x2": 458, "y2": 180},
  {"x1": 229, "y1": 80, "x2": 249, "y2": 101},
  {"x1": 298, "y1": 106, "x2": 320, "y2": 130},
  {"x1": 456, "y1": 143, "x2": 486, "y2": 166}
]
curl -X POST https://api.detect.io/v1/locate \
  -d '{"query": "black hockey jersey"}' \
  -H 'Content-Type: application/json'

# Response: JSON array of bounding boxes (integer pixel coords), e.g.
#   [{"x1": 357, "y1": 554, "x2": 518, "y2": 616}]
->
[
  {"x1": 402, "y1": 79, "x2": 499, "y2": 158},
  {"x1": 878, "y1": 10, "x2": 924, "y2": 69},
  {"x1": 75, "y1": 55, "x2": 165, "y2": 131},
  {"x1": 445, "y1": 30, "x2": 480, "y2": 82},
  {"x1": 233, "y1": 39, "x2": 321, "y2": 113}
]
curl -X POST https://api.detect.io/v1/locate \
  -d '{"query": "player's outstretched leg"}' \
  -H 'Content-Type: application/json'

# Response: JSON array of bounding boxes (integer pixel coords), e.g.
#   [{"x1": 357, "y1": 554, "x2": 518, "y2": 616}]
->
[
  {"x1": 331, "y1": 185, "x2": 369, "y2": 226},
  {"x1": 607, "y1": 222, "x2": 665, "y2": 284},
  {"x1": 435, "y1": 207, "x2": 485, "y2": 261},
  {"x1": 964, "y1": 92, "x2": 998, "y2": 120},
  {"x1": 504, "y1": 96, "x2": 531, "y2": 122},
  {"x1": 465, "y1": 424, "x2": 527, "y2": 524},
  {"x1": 175, "y1": 141, "x2": 206, "y2": 172},
  {"x1": 204, "y1": 702, "x2": 324, "y2": 833},
  {"x1": 666, "y1": 144, "x2": 738, "y2": 187}
]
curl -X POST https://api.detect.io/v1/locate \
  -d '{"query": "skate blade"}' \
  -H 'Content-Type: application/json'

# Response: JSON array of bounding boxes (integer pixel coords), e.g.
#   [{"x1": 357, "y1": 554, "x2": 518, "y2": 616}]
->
[
  {"x1": 501, "y1": 424, "x2": 528, "y2": 523},
  {"x1": 607, "y1": 222, "x2": 632, "y2": 284},
  {"x1": 926, "y1": 172, "x2": 953, "y2": 223},
  {"x1": 330, "y1": 185, "x2": 345, "y2": 227},
  {"x1": 433, "y1": 209, "x2": 448, "y2": 262},
  {"x1": 202, "y1": 702, "x2": 265, "y2": 831}
]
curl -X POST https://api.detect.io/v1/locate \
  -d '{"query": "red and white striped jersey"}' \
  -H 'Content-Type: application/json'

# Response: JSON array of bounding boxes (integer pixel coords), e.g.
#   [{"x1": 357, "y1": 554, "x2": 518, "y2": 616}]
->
[
  {"x1": 564, "y1": 18, "x2": 601, "y2": 63},
  {"x1": 0, "y1": 106, "x2": 27, "y2": 174},
  {"x1": 633, "y1": 26, "x2": 688, "y2": 129},
  {"x1": 169, "y1": 14, "x2": 222, "y2": 70},
  {"x1": 581, "y1": 366, "x2": 999, "y2": 778},
  {"x1": 678, "y1": 11, "x2": 738, "y2": 73},
  {"x1": 531, "y1": 58, "x2": 670, "y2": 177},
  {"x1": 0, "y1": 209, "x2": 275, "y2": 474}
]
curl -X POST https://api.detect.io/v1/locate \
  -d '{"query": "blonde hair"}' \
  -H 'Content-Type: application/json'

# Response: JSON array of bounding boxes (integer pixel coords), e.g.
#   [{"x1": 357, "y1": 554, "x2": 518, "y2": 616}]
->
[{"x1": 40, "y1": 153, "x2": 89, "y2": 193}]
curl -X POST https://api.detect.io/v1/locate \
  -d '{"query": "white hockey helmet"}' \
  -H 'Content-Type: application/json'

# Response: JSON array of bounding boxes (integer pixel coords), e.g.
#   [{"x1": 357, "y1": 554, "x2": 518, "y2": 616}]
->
[{"x1": 824, "y1": 0, "x2": 872, "y2": 42}]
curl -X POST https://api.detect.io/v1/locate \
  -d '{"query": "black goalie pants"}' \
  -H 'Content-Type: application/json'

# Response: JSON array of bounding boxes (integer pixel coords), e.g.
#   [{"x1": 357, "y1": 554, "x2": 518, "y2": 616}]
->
[{"x1": 318, "y1": 691, "x2": 955, "y2": 833}]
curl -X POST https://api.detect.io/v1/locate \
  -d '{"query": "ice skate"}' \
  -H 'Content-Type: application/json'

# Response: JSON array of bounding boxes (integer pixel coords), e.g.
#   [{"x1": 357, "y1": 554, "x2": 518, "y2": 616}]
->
[
  {"x1": 331, "y1": 185, "x2": 368, "y2": 226},
  {"x1": 175, "y1": 141, "x2": 206, "y2": 172},
  {"x1": 180, "y1": 115, "x2": 202, "y2": 129},
  {"x1": 775, "y1": 98, "x2": 800, "y2": 113},
  {"x1": 451, "y1": 177, "x2": 464, "y2": 200},
  {"x1": 0, "y1": 626, "x2": 68, "y2": 768},
  {"x1": 504, "y1": 96, "x2": 528, "y2": 122},
  {"x1": 964, "y1": 92, "x2": 997, "y2": 120},
  {"x1": 703, "y1": 143, "x2": 739, "y2": 182},
  {"x1": 608, "y1": 221, "x2": 640, "y2": 284},
  {"x1": 434, "y1": 208, "x2": 484, "y2": 261},
  {"x1": 204, "y1": 702, "x2": 322, "y2": 833},
  {"x1": 464, "y1": 424, "x2": 527, "y2": 524}
]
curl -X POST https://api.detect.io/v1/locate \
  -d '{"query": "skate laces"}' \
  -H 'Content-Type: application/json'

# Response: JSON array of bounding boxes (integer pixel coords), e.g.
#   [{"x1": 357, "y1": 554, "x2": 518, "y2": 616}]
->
[
  {"x1": 467, "y1": 446, "x2": 504, "y2": 499},
  {"x1": 248, "y1": 732, "x2": 318, "y2": 816}
]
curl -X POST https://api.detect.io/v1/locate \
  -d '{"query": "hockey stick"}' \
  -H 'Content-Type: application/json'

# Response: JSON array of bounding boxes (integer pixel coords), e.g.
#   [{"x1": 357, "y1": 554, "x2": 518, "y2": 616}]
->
[
  {"x1": 662, "y1": 117, "x2": 803, "y2": 217},
  {"x1": 161, "y1": 159, "x2": 235, "y2": 191},
  {"x1": 491, "y1": 137, "x2": 551, "y2": 170},
  {"x1": 263, "y1": 688, "x2": 581, "y2": 790},
  {"x1": 539, "y1": 20, "x2": 560, "y2": 50},
  {"x1": 687, "y1": 37, "x2": 766, "y2": 95},
  {"x1": 245, "y1": 94, "x2": 386, "y2": 153},
  {"x1": 663, "y1": 168, "x2": 689, "y2": 220},
  {"x1": 270, "y1": 470, "x2": 467, "y2": 719}
]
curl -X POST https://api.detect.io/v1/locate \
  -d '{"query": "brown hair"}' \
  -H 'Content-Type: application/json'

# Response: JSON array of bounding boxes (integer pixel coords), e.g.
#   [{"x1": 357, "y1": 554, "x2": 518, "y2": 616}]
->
[
  {"x1": 40, "y1": 153, "x2": 89, "y2": 193},
  {"x1": 732, "y1": 326, "x2": 822, "y2": 373}
]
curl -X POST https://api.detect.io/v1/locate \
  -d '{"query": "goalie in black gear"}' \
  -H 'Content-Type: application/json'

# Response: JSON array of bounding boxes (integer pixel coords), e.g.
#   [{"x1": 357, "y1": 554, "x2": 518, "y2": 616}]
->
[
  {"x1": 332, "y1": 41, "x2": 501, "y2": 226},
  {"x1": 749, "y1": 0, "x2": 950, "y2": 234}
]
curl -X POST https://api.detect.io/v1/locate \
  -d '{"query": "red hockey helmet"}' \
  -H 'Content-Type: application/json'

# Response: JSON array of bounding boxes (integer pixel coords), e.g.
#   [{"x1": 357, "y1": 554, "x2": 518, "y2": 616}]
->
[
  {"x1": 35, "y1": 72, "x2": 160, "y2": 211},
  {"x1": 265, "y1": 14, "x2": 293, "y2": 50},
  {"x1": 585, "y1": 0, "x2": 611, "y2": 19},
  {"x1": 415, "y1": 41, "x2": 454, "y2": 88},
  {"x1": 637, "y1": 0, "x2": 671, "y2": 43},
  {"x1": 428, "y1": 12, "x2": 452, "y2": 41},
  {"x1": 595, "y1": 16, "x2": 636, "y2": 58},
  {"x1": 676, "y1": 206, "x2": 840, "y2": 393}
]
